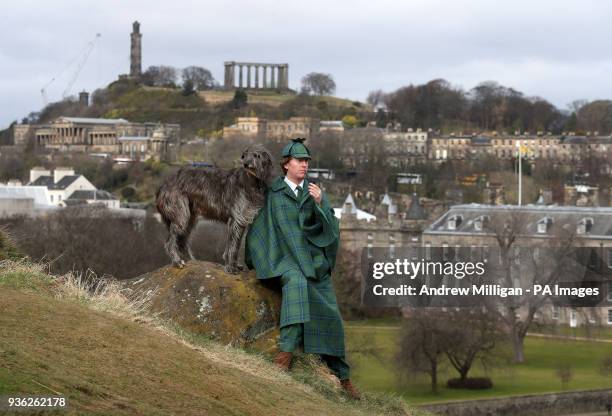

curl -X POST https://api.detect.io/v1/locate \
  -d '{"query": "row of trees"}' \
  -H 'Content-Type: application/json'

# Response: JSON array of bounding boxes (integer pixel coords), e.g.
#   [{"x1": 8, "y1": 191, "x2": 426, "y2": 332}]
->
[
  {"x1": 142, "y1": 65, "x2": 217, "y2": 91},
  {"x1": 368, "y1": 79, "x2": 612, "y2": 134}
]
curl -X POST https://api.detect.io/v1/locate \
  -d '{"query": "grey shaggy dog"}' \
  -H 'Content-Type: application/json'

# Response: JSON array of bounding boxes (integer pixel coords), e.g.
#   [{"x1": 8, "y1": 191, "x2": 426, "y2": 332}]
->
[{"x1": 155, "y1": 145, "x2": 273, "y2": 273}]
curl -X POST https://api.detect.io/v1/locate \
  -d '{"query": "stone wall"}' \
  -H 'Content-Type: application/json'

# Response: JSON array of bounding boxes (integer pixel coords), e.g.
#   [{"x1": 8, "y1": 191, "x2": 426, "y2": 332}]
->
[{"x1": 419, "y1": 388, "x2": 612, "y2": 416}]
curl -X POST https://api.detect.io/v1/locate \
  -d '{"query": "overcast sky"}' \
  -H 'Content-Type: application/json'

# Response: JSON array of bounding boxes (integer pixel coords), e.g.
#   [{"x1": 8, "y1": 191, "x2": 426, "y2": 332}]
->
[{"x1": 2, "y1": 0, "x2": 612, "y2": 129}]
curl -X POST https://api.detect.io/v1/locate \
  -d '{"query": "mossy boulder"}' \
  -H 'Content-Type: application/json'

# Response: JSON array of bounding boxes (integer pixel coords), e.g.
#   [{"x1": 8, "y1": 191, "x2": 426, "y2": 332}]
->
[{"x1": 123, "y1": 261, "x2": 281, "y2": 354}]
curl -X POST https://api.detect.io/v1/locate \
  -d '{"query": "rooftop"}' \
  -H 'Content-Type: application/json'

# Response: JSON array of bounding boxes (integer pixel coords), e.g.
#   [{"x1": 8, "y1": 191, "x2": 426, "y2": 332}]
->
[{"x1": 56, "y1": 117, "x2": 129, "y2": 125}]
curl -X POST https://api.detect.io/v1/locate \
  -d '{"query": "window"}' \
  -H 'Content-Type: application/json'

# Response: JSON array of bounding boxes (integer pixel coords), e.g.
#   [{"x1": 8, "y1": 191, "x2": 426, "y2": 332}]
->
[
  {"x1": 608, "y1": 249, "x2": 612, "y2": 268},
  {"x1": 389, "y1": 233, "x2": 396, "y2": 257},
  {"x1": 577, "y1": 218, "x2": 593, "y2": 235},
  {"x1": 425, "y1": 243, "x2": 431, "y2": 260},
  {"x1": 537, "y1": 217, "x2": 552, "y2": 234},
  {"x1": 608, "y1": 309, "x2": 612, "y2": 324},
  {"x1": 367, "y1": 233, "x2": 373, "y2": 259},
  {"x1": 448, "y1": 215, "x2": 462, "y2": 230},
  {"x1": 50, "y1": 195, "x2": 54, "y2": 202},
  {"x1": 552, "y1": 306, "x2": 559, "y2": 320},
  {"x1": 608, "y1": 282, "x2": 612, "y2": 302}
]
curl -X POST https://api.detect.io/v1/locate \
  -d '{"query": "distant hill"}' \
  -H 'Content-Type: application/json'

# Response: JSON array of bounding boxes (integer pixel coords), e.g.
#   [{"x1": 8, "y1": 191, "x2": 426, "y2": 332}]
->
[
  {"x1": 32, "y1": 80, "x2": 371, "y2": 140},
  {"x1": 0, "y1": 261, "x2": 415, "y2": 416}
]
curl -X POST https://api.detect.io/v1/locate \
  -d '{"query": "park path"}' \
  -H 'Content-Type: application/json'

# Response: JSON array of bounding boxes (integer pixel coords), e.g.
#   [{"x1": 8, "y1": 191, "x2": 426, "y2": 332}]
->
[
  {"x1": 525, "y1": 332, "x2": 612, "y2": 343},
  {"x1": 345, "y1": 324, "x2": 612, "y2": 343}
]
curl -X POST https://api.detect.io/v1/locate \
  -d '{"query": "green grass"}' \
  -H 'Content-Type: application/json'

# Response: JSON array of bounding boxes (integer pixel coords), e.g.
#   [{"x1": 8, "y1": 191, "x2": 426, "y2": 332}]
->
[{"x1": 345, "y1": 321, "x2": 612, "y2": 405}]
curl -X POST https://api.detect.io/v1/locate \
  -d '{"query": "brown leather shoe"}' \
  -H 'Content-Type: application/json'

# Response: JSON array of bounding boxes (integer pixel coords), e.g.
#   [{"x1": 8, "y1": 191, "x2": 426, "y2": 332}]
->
[
  {"x1": 340, "y1": 379, "x2": 361, "y2": 400},
  {"x1": 273, "y1": 351, "x2": 293, "y2": 371}
]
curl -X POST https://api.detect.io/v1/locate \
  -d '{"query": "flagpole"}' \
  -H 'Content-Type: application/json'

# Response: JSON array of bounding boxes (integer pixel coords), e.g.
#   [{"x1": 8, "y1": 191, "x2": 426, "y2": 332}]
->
[{"x1": 517, "y1": 140, "x2": 523, "y2": 206}]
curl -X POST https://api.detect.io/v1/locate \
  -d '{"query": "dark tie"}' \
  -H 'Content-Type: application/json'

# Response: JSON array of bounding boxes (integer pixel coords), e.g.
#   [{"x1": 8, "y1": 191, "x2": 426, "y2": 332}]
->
[{"x1": 296, "y1": 186, "x2": 304, "y2": 200}]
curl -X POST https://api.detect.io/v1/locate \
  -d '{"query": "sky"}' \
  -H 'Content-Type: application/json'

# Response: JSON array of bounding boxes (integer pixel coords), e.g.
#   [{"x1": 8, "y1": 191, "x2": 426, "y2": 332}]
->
[{"x1": 2, "y1": 0, "x2": 612, "y2": 129}]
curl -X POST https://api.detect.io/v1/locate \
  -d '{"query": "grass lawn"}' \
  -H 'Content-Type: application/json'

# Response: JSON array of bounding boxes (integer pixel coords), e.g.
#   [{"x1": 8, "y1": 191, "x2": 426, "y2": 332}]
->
[
  {"x1": 345, "y1": 321, "x2": 612, "y2": 405},
  {"x1": 199, "y1": 89, "x2": 366, "y2": 109}
]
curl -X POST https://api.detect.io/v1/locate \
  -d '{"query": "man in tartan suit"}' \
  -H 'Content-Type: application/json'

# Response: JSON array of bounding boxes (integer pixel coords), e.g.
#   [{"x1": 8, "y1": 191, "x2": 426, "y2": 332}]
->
[{"x1": 245, "y1": 138, "x2": 361, "y2": 400}]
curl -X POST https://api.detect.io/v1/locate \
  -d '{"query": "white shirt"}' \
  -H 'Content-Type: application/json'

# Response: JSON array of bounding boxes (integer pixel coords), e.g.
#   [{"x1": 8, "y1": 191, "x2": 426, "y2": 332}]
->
[{"x1": 284, "y1": 177, "x2": 305, "y2": 197}]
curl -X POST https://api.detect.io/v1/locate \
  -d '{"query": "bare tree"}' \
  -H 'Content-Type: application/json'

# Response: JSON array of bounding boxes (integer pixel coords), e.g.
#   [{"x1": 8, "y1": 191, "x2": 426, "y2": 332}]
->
[
  {"x1": 443, "y1": 308, "x2": 505, "y2": 384},
  {"x1": 396, "y1": 309, "x2": 447, "y2": 393},
  {"x1": 567, "y1": 99, "x2": 589, "y2": 114},
  {"x1": 301, "y1": 72, "x2": 336, "y2": 96},
  {"x1": 366, "y1": 89, "x2": 386, "y2": 108},
  {"x1": 485, "y1": 211, "x2": 577, "y2": 363},
  {"x1": 142, "y1": 65, "x2": 178, "y2": 87},
  {"x1": 182, "y1": 66, "x2": 216, "y2": 90}
]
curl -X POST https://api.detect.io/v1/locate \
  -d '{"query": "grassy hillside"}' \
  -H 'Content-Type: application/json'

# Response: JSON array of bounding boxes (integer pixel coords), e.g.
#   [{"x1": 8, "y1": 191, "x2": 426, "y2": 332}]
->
[
  {"x1": 199, "y1": 89, "x2": 366, "y2": 109},
  {"x1": 0, "y1": 261, "x2": 419, "y2": 416}
]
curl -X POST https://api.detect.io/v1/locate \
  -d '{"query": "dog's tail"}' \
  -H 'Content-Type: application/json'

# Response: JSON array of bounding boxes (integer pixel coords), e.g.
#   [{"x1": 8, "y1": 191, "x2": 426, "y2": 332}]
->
[{"x1": 155, "y1": 183, "x2": 173, "y2": 227}]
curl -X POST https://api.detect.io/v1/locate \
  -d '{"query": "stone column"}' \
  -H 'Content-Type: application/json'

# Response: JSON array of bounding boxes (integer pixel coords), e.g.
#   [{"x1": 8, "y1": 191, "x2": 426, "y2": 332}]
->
[
  {"x1": 281, "y1": 64, "x2": 289, "y2": 89},
  {"x1": 278, "y1": 66, "x2": 284, "y2": 90},
  {"x1": 247, "y1": 65, "x2": 252, "y2": 89},
  {"x1": 238, "y1": 65, "x2": 243, "y2": 88},
  {"x1": 255, "y1": 65, "x2": 259, "y2": 89},
  {"x1": 224, "y1": 62, "x2": 235, "y2": 89},
  {"x1": 263, "y1": 66, "x2": 268, "y2": 88},
  {"x1": 278, "y1": 66, "x2": 285, "y2": 90}
]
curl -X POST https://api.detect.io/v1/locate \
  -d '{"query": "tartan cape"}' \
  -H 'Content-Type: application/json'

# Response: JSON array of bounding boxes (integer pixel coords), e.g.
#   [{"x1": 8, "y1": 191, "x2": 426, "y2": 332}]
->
[
  {"x1": 246, "y1": 176, "x2": 346, "y2": 356},
  {"x1": 245, "y1": 176, "x2": 339, "y2": 280}
]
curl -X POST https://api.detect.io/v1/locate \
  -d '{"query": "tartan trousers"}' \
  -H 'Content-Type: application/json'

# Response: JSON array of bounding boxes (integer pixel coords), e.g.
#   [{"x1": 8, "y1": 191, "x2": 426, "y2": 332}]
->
[{"x1": 278, "y1": 269, "x2": 350, "y2": 380}]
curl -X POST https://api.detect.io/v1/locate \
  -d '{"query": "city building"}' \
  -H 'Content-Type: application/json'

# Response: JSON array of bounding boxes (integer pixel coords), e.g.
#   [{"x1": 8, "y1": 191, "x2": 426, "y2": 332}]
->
[
  {"x1": 13, "y1": 117, "x2": 180, "y2": 162},
  {"x1": 423, "y1": 204, "x2": 612, "y2": 327}
]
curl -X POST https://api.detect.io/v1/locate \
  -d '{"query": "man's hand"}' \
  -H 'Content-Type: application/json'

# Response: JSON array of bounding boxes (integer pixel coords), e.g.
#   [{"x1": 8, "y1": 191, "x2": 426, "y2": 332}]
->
[{"x1": 308, "y1": 183, "x2": 322, "y2": 205}]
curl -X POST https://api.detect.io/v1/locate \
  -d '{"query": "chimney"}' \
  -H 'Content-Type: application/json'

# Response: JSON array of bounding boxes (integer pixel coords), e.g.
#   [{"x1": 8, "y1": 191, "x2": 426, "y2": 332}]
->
[
  {"x1": 79, "y1": 91, "x2": 89, "y2": 106},
  {"x1": 54, "y1": 167, "x2": 75, "y2": 184},
  {"x1": 30, "y1": 167, "x2": 51, "y2": 184}
]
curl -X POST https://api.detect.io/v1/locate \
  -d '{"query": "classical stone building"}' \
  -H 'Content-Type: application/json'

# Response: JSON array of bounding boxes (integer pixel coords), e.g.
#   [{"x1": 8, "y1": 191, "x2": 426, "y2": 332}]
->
[
  {"x1": 222, "y1": 117, "x2": 318, "y2": 139},
  {"x1": 423, "y1": 204, "x2": 612, "y2": 327},
  {"x1": 428, "y1": 132, "x2": 612, "y2": 165},
  {"x1": 223, "y1": 62, "x2": 289, "y2": 90},
  {"x1": 383, "y1": 128, "x2": 428, "y2": 168},
  {"x1": 13, "y1": 116, "x2": 180, "y2": 161}
]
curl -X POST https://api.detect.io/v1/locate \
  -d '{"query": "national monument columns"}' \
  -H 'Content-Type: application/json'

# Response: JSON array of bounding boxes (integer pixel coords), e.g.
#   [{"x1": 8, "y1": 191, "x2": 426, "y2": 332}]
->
[{"x1": 223, "y1": 61, "x2": 289, "y2": 90}]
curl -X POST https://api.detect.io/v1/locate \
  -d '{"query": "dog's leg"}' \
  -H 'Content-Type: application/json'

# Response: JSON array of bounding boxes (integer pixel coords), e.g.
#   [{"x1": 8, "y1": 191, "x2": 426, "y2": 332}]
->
[
  {"x1": 165, "y1": 223, "x2": 186, "y2": 268},
  {"x1": 178, "y1": 215, "x2": 197, "y2": 262},
  {"x1": 224, "y1": 217, "x2": 246, "y2": 275}
]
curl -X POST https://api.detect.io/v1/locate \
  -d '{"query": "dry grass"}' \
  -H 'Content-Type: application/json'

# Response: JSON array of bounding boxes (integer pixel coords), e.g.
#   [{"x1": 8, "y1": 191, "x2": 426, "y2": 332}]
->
[{"x1": 0, "y1": 260, "x2": 419, "y2": 415}]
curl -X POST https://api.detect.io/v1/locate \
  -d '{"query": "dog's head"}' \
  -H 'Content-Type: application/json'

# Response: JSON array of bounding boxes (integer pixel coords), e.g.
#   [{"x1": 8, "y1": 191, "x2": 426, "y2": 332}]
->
[{"x1": 241, "y1": 145, "x2": 273, "y2": 183}]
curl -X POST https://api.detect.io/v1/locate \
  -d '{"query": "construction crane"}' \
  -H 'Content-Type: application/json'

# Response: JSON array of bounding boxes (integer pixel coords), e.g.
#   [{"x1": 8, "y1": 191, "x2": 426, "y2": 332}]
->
[{"x1": 40, "y1": 33, "x2": 101, "y2": 106}]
